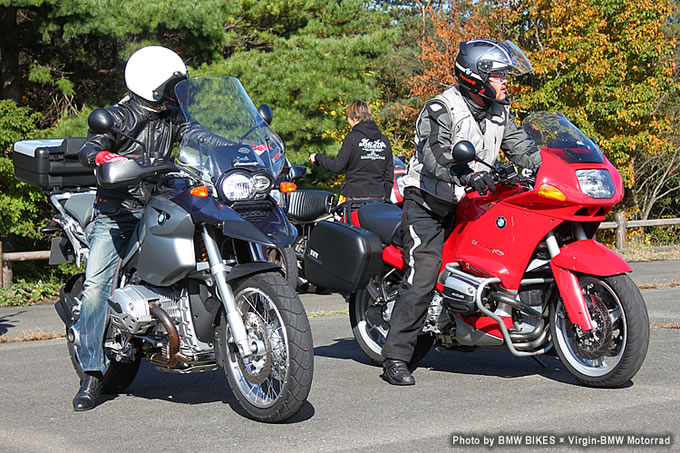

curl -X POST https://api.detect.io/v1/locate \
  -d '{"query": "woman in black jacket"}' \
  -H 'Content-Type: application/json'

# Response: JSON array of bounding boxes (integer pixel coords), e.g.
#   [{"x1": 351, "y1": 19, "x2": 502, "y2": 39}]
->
[{"x1": 309, "y1": 100, "x2": 393, "y2": 201}]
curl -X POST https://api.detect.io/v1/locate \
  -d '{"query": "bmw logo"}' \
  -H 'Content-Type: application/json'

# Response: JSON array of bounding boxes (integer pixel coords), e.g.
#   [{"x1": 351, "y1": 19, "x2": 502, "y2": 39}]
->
[
  {"x1": 465, "y1": 68, "x2": 472, "y2": 76},
  {"x1": 496, "y1": 216, "x2": 507, "y2": 229},
  {"x1": 158, "y1": 212, "x2": 167, "y2": 225}
]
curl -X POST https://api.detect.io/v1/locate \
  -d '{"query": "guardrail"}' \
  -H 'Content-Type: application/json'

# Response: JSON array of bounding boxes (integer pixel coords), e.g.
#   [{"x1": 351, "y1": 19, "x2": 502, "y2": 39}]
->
[
  {"x1": 598, "y1": 213, "x2": 680, "y2": 249},
  {"x1": 0, "y1": 213, "x2": 678, "y2": 288}
]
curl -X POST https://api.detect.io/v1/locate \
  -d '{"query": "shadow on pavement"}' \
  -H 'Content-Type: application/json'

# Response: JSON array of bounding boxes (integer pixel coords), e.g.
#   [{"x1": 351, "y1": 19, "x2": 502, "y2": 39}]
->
[
  {"x1": 0, "y1": 310, "x2": 24, "y2": 337},
  {"x1": 313, "y1": 336, "x2": 639, "y2": 388},
  {"x1": 119, "y1": 362, "x2": 315, "y2": 422}
]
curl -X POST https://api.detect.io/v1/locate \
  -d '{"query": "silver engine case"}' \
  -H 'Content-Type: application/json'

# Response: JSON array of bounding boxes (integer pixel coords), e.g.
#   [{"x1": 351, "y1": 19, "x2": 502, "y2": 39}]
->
[{"x1": 108, "y1": 285, "x2": 166, "y2": 334}]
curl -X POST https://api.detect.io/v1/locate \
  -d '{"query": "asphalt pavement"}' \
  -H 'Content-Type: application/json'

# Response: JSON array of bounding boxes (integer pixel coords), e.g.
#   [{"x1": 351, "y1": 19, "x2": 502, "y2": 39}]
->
[
  {"x1": 1, "y1": 259, "x2": 678, "y2": 340},
  {"x1": 0, "y1": 260, "x2": 678, "y2": 452}
]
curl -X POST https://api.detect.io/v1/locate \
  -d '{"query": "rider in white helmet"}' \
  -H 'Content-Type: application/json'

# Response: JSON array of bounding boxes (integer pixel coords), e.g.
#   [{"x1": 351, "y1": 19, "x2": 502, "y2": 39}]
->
[{"x1": 74, "y1": 46, "x2": 188, "y2": 411}]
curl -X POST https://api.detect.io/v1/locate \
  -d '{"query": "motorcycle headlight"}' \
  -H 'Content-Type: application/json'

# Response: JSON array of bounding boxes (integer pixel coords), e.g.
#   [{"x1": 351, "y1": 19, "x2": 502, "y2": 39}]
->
[
  {"x1": 218, "y1": 172, "x2": 255, "y2": 201},
  {"x1": 576, "y1": 169, "x2": 615, "y2": 199}
]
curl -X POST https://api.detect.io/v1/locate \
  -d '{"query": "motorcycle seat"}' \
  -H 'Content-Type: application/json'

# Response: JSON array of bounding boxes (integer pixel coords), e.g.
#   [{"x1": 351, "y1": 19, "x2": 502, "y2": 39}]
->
[
  {"x1": 63, "y1": 192, "x2": 96, "y2": 229},
  {"x1": 356, "y1": 202, "x2": 403, "y2": 246}
]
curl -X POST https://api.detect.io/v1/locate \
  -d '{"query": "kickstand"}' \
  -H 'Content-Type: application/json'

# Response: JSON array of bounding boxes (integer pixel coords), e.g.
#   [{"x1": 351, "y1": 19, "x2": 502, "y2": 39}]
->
[{"x1": 531, "y1": 355, "x2": 549, "y2": 368}]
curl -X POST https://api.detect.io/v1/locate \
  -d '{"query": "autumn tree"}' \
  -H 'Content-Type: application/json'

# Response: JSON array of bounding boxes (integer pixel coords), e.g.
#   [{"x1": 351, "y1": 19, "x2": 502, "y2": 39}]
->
[
  {"x1": 405, "y1": 0, "x2": 679, "y2": 218},
  {"x1": 509, "y1": 0, "x2": 679, "y2": 204}
]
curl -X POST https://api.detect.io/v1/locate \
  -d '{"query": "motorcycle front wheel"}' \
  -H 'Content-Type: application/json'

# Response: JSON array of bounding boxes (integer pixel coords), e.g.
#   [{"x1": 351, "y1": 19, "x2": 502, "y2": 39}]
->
[
  {"x1": 550, "y1": 274, "x2": 649, "y2": 388},
  {"x1": 349, "y1": 288, "x2": 433, "y2": 368},
  {"x1": 266, "y1": 246, "x2": 298, "y2": 290},
  {"x1": 64, "y1": 274, "x2": 141, "y2": 394},
  {"x1": 218, "y1": 272, "x2": 314, "y2": 423}
]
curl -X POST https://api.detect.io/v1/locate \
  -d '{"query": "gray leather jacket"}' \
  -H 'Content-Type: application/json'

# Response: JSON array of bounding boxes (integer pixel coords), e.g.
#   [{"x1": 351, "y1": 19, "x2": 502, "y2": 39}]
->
[{"x1": 403, "y1": 85, "x2": 541, "y2": 208}]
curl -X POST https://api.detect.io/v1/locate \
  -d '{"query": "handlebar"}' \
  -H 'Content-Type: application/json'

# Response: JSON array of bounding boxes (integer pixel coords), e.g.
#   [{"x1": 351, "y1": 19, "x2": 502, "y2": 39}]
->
[{"x1": 95, "y1": 159, "x2": 178, "y2": 189}]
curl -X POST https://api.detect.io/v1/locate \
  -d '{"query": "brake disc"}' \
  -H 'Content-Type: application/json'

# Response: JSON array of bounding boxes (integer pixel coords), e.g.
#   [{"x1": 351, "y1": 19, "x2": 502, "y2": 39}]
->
[
  {"x1": 237, "y1": 312, "x2": 273, "y2": 385},
  {"x1": 567, "y1": 293, "x2": 612, "y2": 360}
]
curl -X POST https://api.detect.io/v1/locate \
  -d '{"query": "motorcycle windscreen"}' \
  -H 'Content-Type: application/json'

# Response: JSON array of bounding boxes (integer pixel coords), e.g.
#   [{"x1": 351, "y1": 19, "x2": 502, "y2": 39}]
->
[
  {"x1": 522, "y1": 111, "x2": 604, "y2": 164},
  {"x1": 174, "y1": 76, "x2": 286, "y2": 178}
]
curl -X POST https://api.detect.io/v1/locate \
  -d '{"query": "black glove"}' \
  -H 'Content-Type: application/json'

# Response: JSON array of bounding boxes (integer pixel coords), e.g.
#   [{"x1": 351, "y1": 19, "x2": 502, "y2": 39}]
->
[{"x1": 463, "y1": 171, "x2": 496, "y2": 195}]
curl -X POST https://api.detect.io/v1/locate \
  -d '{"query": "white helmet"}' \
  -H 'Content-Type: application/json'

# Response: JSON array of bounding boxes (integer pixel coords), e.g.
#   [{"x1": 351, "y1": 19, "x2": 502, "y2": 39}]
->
[{"x1": 124, "y1": 46, "x2": 188, "y2": 105}]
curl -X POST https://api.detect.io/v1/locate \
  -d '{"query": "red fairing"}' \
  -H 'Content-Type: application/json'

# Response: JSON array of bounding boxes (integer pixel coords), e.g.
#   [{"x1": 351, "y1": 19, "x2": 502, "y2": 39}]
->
[
  {"x1": 551, "y1": 239, "x2": 632, "y2": 275},
  {"x1": 382, "y1": 245, "x2": 406, "y2": 271}
]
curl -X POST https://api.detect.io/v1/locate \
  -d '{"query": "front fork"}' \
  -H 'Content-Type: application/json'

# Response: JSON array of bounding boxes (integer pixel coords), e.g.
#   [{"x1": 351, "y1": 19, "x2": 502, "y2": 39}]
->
[
  {"x1": 546, "y1": 226, "x2": 594, "y2": 332},
  {"x1": 200, "y1": 225, "x2": 253, "y2": 358}
]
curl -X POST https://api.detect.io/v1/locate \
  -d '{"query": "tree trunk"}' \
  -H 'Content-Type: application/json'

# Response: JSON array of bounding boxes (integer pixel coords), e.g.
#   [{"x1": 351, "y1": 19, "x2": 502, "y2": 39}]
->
[{"x1": 1, "y1": 6, "x2": 21, "y2": 103}]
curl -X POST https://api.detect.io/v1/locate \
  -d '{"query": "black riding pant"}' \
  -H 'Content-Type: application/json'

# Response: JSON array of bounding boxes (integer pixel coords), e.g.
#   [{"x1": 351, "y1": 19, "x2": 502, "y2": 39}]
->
[{"x1": 381, "y1": 191, "x2": 455, "y2": 363}]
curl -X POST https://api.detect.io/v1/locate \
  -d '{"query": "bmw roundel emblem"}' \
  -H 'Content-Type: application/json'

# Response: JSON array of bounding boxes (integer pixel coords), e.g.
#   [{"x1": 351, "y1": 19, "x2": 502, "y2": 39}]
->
[
  {"x1": 158, "y1": 212, "x2": 167, "y2": 225},
  {"x1": 465, "y1": 68, "x2": 472, "y2": 76},
  {"x1": 496, "y1": 216, "x2": 507, "y2": 229}
]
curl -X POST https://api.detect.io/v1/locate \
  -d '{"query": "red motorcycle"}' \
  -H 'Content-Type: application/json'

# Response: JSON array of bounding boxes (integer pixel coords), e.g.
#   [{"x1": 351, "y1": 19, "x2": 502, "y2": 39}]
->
[{"x1": 303, "y1": 111, "x2": 649, "y2": 387}]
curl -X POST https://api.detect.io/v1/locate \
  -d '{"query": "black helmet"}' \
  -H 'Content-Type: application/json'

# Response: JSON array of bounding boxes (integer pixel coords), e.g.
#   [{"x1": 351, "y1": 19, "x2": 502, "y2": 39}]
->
[{"x1": 455, "y1": 39, "x2": 532, "y2": 103}]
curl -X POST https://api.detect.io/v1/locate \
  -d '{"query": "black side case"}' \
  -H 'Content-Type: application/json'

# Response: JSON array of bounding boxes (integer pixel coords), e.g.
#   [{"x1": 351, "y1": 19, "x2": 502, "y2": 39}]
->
[
  {"x1": 304, "y1": 220, "x2": 383, "y2": 292},
  {"x1": 12, "y1": 137, "x2": 95, "y2": 190}
]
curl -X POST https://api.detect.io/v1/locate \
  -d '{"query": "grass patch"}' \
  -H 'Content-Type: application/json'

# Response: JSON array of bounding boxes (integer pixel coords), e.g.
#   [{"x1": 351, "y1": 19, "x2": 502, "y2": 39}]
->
[
  {"x1": 0, "y1": 329, "x2": 65, "y2": 344},
  {"x1": 651, "y1": 322, "x2": 680, "y2": 330},
  {"x1": 0, "y1": 279, "x2": 61, "y2": 307},
  {"x1": 637, "y1": 280, "x2": 680, "y2": 290},
  {"x1": 617, "y1": 245, "x2": 680, "y2": 262},
  {"x1": 307, "y1": 308, "x2": 349, "y2": 318}
]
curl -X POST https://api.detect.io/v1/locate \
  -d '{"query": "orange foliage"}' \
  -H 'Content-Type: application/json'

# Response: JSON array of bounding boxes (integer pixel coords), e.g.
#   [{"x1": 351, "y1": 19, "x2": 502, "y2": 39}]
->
[{"x1": 398, "y1": 0, "x2": 510, "y2": 125}]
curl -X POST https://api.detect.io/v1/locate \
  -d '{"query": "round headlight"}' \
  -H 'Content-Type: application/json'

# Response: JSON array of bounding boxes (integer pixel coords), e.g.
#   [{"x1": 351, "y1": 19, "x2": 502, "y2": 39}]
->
[
  {"x1": 219, "y1": 172, "x2": 254, "y2": 201},
  {"x1": 252, "y1": 174, "x2": 273, "y2": 192}
]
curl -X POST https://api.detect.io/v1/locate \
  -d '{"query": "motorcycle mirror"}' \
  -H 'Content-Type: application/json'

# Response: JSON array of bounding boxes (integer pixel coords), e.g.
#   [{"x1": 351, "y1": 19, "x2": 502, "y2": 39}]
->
[
  {"x1": 289, "y1": 165, "x2": 307, "y2": 182},
  {"x1": 88, "y1": 108, "x2": 115, "y2": 134},
  {"x1": 452, "y1": 140, "x2": 476, "y2": 163},
  {"x1": 258, "y1": 104, "x2": 273, "y2": 125}
]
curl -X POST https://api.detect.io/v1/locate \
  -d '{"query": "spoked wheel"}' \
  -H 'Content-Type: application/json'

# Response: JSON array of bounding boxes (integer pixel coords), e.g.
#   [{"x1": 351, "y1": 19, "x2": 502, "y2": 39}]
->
[
  {"x1": 219, "y1": 272, "x2": 313, "y2": 423},
  {"x1": 266, "y1": 247, "x2": 298, "y2": 289},
  {"x1": 349, "y1": 288, "x2": 433, "y2": 368},
  {"x1": 63, "y1": 273, "x2": 141, "y2": 394},
  {"x1": 550, "y1": 274, "x2": 649, "y2": 387}
]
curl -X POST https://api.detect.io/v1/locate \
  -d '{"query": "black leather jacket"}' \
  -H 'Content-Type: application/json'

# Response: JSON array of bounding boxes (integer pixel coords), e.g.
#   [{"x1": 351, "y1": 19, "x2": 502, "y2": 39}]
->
[{"x1": 79, "y1": 95, "x2": 186, "y2": 209}]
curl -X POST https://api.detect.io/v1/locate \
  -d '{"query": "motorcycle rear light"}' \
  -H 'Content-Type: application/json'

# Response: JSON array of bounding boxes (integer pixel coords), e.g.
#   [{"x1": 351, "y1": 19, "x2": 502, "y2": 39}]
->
[
  {"x1": 279, "y1": 181, "x2": 297, "y2": 193},
  {"x1": 538, "y1": 184, "x2": 567, "y2": 201},
  {"x1": 190, "y1": 186, "x2": 210, "y2": 197},
  {"x1": 576, "y1": 169, "x2": 615, "y2": 199}
]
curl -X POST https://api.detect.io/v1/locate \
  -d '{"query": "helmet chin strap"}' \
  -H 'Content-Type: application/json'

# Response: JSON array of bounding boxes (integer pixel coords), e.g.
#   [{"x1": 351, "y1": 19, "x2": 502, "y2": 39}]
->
[{"x1": 132, "y1": 93, "x2": 167, "y2": 112}]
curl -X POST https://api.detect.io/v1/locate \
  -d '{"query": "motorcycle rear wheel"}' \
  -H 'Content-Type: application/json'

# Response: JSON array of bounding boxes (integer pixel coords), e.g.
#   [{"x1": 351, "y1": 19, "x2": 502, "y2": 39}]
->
[
  {"x1": 349, "y1": 288, "x2": 433, "y2": 368},
  {"x1": 64, "y1": 274, "x2": 141, "y2": 394},
  {"x1": 550, "y1": 274, "x2": 649, "y2": 388},
  {"x1": 219, "y1": 272, "x2": 314, "y2": 423}
]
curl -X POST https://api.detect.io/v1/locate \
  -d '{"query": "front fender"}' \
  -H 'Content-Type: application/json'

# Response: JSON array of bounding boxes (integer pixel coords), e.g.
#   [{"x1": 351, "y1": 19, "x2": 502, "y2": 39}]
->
[
  {"x1": 551, "y1": 239, "x2": 632, "y2": 276},
  {"x1": 549, "y1": 240, "x2": 631, "y2": 332}
]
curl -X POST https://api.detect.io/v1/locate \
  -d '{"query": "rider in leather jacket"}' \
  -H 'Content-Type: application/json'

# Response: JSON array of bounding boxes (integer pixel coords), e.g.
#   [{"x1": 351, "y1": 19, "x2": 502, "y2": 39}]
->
[{"x1": 73, "y1": 46, "x2": 188, "y2": 411}]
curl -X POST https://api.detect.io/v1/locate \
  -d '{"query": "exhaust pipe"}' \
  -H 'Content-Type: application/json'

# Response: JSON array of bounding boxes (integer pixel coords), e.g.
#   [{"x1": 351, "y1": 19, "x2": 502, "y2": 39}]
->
[{"x1": 148, "y1": 304, "x2": 191, "y2": 367}]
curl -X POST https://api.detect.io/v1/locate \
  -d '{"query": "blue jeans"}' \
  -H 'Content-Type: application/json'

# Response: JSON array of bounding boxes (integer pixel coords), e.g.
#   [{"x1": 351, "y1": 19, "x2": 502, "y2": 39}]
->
[{"x1": 78, "y1": 205, "x2": 142, "y2": 373}]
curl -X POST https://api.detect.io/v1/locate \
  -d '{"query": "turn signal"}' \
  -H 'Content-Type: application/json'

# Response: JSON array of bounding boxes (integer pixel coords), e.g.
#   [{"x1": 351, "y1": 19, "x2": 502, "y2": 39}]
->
[
  {"x1": 537, "y1": 184, "x2": 567, "y2": 201},
  {"x1": 190, "y1": 186, "x2": 210, "y2": 198},
  {"x1": 279, "y1": 182, "x2": 297, "y2": 193}
]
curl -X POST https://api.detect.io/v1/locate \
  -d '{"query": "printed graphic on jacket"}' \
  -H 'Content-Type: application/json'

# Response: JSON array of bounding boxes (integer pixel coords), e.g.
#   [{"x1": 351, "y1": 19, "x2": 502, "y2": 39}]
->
[{"x1": 359, "y1": 138, "x2": 388, "y2": 160}]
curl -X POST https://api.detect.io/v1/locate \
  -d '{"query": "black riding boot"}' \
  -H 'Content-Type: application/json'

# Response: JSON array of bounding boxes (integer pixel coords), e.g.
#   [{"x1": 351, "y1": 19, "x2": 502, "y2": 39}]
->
[{"x1": 73, "y1": 372, "x2": 103, "y2": 411}]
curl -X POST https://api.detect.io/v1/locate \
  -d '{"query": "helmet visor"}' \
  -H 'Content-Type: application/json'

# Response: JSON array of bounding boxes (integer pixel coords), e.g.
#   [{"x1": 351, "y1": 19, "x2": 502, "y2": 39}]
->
[{"x1": 477, "y1": 40, "x2": 533, "y2": 77}]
